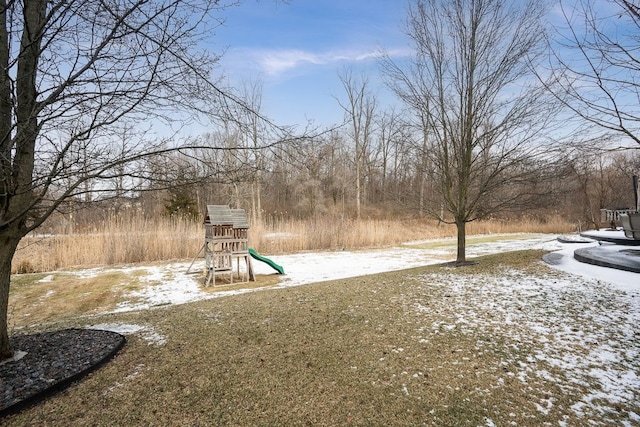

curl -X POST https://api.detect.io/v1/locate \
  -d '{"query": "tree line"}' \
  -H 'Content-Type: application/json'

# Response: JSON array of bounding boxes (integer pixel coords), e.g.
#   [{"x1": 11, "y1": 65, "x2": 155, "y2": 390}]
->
[
  {"x1": 64, "y1": 0, "x2": 640, "y2": 254},
  {"x1": 65, "y1": 109, "x2": 640, "y2": 234}
]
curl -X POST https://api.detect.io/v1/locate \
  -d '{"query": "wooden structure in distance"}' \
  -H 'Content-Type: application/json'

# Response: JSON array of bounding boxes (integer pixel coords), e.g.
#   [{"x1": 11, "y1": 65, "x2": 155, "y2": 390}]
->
[{"x1": 203, "y1": 205, "x2": 254, "y2": 286}]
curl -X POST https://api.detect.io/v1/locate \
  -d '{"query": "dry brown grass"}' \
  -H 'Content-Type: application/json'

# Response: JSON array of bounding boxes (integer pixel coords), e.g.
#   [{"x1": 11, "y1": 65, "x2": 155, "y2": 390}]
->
[
  {"x1": 12, "y1": 214, "x2": 575, "y2": 274},
  {"x1": 6, "y1": 269, "x2": 281, "y2": 332},
  {"x1": 7, "y1": 271, "x2": 137, "y2": 329},
  {"x1": 251, "y1": 214, "x2": 574, "y2": 255},
  {"x1": 4, "y1": 250, "x2": 636, "y2": 426},
  {"x1": 14, "y1": 216, "x2": 202, "y2": 274}
]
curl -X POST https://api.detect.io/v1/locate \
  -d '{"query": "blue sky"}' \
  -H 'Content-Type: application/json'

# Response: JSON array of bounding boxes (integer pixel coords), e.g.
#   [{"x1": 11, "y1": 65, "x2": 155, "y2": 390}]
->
[
  {"x1": 206, "y1": 0, "x2": 633, "y2": 137},
  {"x1": 212, "y1": 0, "x2": 411, "y2": 129}
]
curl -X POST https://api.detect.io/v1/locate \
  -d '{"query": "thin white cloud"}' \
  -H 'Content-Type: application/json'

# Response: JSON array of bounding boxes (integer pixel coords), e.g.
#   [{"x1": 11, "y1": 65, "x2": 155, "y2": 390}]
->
[
  {"x1": 228, "y1": 46, "x2": 412, "y2": 77},
  {"x1": 261, "y1": 49, "x2": 327, "y2": 75}
]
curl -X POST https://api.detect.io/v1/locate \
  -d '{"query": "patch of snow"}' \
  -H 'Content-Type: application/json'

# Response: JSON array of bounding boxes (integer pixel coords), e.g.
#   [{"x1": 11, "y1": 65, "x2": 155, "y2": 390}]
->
[
  {"x1": 543, "y1": 241, "x2": 640, "y2": 292},
  {"x1": 87, "y1": 323, "x2": 166, "y2": 346},
  {"x1": 407, "y1": 266, "x2": 640, "y2": 422},
  {"x1": 74, "y1": 234, "x2": 623, "y2": 314},
  {"x1": 101, "y1": 234, "x2": 567, "y2": 313},
  {"x1": 88, "y1": 323, "x2": 145, "y2": 334},
  {"x1": 106, "y1": 363, "x2": 146, "y2": 393},
  {"x1": 111, "y1": 263, "x2": 216, "y2": 312},
  {"x1": 140, "y1": 330, "x2": 167, "y2": 346},
  {"x1": 536, "y1": 396, "x2": 555, "y2": 415},
  {"x1": 401, "y1": 384, "x2": 409, "y2": 395}
]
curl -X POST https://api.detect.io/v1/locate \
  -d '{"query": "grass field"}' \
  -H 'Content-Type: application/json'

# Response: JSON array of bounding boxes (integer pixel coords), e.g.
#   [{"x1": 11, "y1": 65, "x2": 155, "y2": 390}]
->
[
  {"x1": 4, "y1": 250, "x2": 639, "y2": 426},
  {"x1": 12, "y1": 215, "x2": 574, "y2": 274}
]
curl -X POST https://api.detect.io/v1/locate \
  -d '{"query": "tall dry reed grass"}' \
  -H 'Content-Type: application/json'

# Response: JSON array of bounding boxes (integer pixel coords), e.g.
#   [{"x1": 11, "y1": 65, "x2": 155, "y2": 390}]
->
[
  {"x1": 14, "y1": 216, "x2": 201, "y2": 274},
  {"x1": 12, "y1": 214, "x2": 576, "y2": 274}
]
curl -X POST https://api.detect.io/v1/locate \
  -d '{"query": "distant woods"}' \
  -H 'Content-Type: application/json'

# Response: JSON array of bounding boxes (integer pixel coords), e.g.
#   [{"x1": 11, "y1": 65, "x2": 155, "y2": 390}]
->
[
  {"x1": 48, "y1": 121, "x2": 639, "y2": 234},
  {"x1": 46, "y1": 0, "x2": 640, "y2": 235}
]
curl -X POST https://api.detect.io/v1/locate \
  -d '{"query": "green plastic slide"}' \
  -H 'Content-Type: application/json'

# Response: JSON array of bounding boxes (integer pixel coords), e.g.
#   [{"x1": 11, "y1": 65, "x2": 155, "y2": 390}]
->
[{"x1": 248, "y1": 248, "x2": 284, "y2": 275}]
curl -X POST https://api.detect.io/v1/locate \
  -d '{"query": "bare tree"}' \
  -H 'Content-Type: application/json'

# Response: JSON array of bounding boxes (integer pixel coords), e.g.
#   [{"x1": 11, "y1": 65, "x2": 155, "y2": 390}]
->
[
  {"x1": 0, "y1": 0, "x2": 264, "y2": 359},
  {"x1": 376, "y1": 108, "x2": 405, "y2": 204},
  {"x1": 548, "y1": 0, "x2": 640, "y2": 147},
  {"x1": 238, "y1": 78, "x2": 267, "y2": 224},
  {"x1": 337, "y1": 68, "x2": 377, "y2": 220},
  {"x1": 382, "y1": 0, "x2": 559, "y2": 264}
]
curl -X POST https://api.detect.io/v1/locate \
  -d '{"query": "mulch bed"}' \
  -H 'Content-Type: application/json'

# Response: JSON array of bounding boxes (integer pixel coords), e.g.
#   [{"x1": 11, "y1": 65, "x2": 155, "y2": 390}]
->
[{"x1": 0, "y1": 329, "x2": 125, "y2": 416}]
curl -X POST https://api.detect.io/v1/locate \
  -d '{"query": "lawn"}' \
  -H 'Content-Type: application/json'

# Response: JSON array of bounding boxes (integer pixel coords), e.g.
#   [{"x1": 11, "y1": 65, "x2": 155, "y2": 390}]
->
[{"x1": 2, "y1": 250, "x2": 639, "y2": 426}]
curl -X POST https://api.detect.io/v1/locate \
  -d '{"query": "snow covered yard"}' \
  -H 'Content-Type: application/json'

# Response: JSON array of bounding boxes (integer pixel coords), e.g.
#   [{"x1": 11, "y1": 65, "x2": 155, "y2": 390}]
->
[
  {"x1": 134, "y1": 235, "x2": 640, "y2": 424},
  {"x1": 405, "y1": 268, "x2": 640, "y2": 425},
  {"x1": 5, "y1": 233, "x2": 640, "y2": 425},
  {"x1": 78, "y1": 233, "x2": 639, "y2": 425},
  {"x1": 108, "y1": 233, "x2": 569, "y2": 311}
]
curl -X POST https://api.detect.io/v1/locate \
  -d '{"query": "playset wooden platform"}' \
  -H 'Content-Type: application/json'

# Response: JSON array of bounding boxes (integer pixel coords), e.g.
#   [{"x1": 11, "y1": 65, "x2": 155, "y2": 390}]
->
[{"x1": 202, "y1": 205, "x2": 254, "y2": 286}]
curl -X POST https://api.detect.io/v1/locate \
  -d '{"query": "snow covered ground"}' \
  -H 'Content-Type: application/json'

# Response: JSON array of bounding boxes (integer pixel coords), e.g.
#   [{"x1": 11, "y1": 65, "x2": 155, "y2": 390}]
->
[
  {"x1": 90, "y1": 233, "x2": 637, "y2": 312},
  {"x1": 87, "y1": 232, "x2": 640, "y2": 424}
]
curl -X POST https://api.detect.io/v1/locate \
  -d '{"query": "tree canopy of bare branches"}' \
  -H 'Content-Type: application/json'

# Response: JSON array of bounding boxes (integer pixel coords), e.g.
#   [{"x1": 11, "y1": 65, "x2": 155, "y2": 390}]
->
[
  {"x1": 0, "y1": 0, "x2": 254, "y2": 359},
  {"x1": 381, "y1": 0, "x2": 560, "y2": 263},
  {"x1": 337, "y1": 68, "x2": 377, "y2": 220},
  {"x1": 547, "y1": 0, "x2": 640, "y2": 147}
]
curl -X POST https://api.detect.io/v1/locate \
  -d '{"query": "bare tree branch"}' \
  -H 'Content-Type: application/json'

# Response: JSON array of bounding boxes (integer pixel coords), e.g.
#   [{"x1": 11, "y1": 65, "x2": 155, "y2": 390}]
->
[{"x1": 381, "y1": 0, "x2": 561, "y2": 263}]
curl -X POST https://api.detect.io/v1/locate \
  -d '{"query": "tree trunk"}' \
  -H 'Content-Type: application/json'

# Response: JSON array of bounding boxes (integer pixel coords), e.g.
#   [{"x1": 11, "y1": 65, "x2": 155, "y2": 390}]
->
[
  {"x1": 233, "y1": 183, "x2": 240, "y2": 209},
  {"x1": 0, "y1": 0, "x2": 46, "y2": 360},
  {"x1": 0, "y1": 234, "x2": 20, "y2": 359},
  {"x1": 356, "y1": 160, "x2": 361, "y2": 220},
  {"x1": 256, "y1": 178, "x2": 262, "y2": 224},
  {"x1": 634, "y1": 175, "x2": 639, "y2": 212},
  {"x1": 455, "y1": 218, "x2": 466, "y2": 264},
  {"x1": 250, "y1": 181, "x2": 257, "y2": 224},
  {"x1": 419, "y1": 174, "x2": 425, "y2": 217}
]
